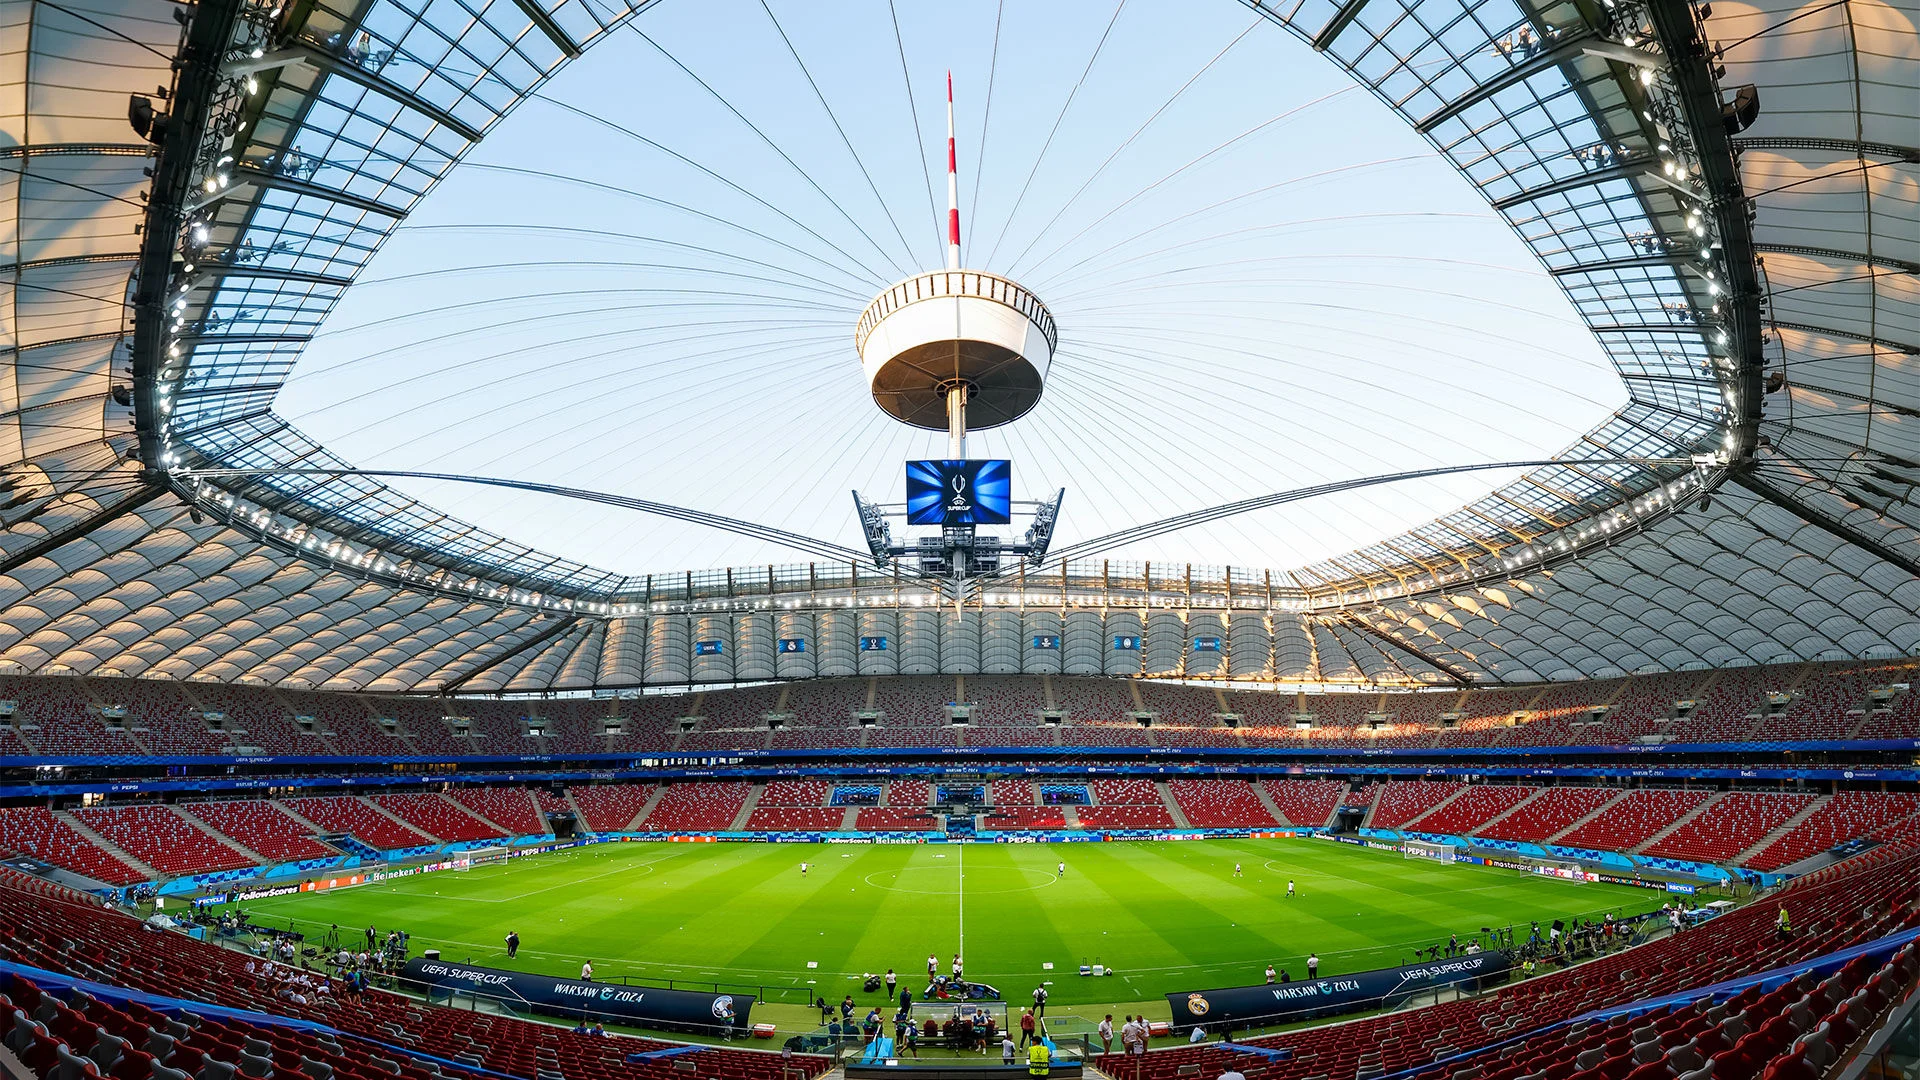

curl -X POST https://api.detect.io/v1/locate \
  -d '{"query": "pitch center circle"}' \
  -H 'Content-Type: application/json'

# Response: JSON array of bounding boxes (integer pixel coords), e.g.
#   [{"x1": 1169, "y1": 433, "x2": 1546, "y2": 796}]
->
[{"x1": 863, "y1": 864, "x2": 1059, "y2": 895}]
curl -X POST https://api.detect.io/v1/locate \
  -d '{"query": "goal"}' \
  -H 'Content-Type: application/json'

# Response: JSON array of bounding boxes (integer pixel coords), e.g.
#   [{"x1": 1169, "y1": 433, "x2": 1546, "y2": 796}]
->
[
  {"x1": 1520, "y1": 856, "x2": 1588, "y2": 883},
  {"x1": 456, "y1": 846, "x2": 512, "y2": 871},
  {"x1": 1402, "y1": 840, "x2": 1461, "y2": 864}
]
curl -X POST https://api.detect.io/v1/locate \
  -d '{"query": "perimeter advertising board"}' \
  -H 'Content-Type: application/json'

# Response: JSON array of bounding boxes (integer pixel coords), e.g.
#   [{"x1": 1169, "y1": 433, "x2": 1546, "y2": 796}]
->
[
  {"x1": 401, "y1": 959, "x2": 753, "y2": 1032},
  {"x1": 1166, "y1": 952, "x2": 1509, "y2": 1027}
]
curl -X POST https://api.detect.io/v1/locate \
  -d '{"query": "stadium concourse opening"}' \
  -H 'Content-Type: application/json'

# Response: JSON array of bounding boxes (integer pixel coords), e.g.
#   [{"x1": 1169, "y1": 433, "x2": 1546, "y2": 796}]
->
[{"x1": 6, "y1": 0, "x2": 1920, "y2": 1074}]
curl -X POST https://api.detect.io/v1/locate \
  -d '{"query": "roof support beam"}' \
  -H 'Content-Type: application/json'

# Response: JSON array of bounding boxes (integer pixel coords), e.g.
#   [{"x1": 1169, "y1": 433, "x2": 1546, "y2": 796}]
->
[
  {"x1": 1415, "y1": 31, "x2": 1597, "y2": 134},
  {"x1": 438, "y1": 616, "x2": 581, "y2": 693},
  {"x1": 1733, "y1": 136, "x2": 1920, "y2": 162},
  {"x1": 1754, "y1": 243, "x2": 1920, "y2": 276},
  {"x1": 0, "y1": 484, "x2": 170, "y2": 578},
  {"x1": 0, "y1": 144, "x2": 152, "y2": 159},
  {"x1": 287, "y1": 44, "x2": 484, "y2": 143},
  {"x1": 191, "y1": 165, "x2": 410, "y2": 219},
  {"x1": 1588, "y1": 323, "x2": 1707, "y2": 335},
  {"x1": 510, "y1": 0, "x2": 582, "y2": 58},
  {"x1": 1550, "y1": 251, "x2": 1698, "y2": 277},
  {"x1": 1739, "y1": 472, "x2": 1920, "y2": 582},
  {"x1": 1771, "y1": 320, "x2": 1920, "y2": 356},
  {"x1": 193, "y1": 263, "x2": 354, "y2": 288},
  {"x1": 1, "y1": 331, "x2": 126, "y2": 358},
  {"x1": 1311, "y1": 0, "x2": 1373, "y2": 51},
  {"x1": 1339, "y1": 614, "x2": 1477, "y2": 686},
  {"x1": 3, "y1": 254, "x2": 139, "y2": 275},
  {"x1": 170, "y1": 332, "x2": 313, "y2": 347},
  {"x1": 1491, "y1": 157, "x2": 1694, "y2": 210}
]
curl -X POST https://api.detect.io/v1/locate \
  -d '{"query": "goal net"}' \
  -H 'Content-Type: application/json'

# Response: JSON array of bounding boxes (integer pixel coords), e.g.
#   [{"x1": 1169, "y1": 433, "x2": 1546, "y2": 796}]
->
[
  {"x1": 457, "y1": 846, "x2": 512, "y2": 871},
  {"x1": 1520, "y1": 856, "x2": 1588, "y2": 883},
  {"x1": 1402, "y1": 840, "x2": 1460, "y2": 864}
]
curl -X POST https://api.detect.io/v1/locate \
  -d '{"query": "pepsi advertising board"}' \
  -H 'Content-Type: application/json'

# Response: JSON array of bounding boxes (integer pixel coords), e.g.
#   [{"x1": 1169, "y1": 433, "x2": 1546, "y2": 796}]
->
[
  {"x1": 1166, "y1": 952, "x2": 1508, "y2": 1027},
  {"x1": 402, "y1": 959, "x2": 752, "y2": 1033},
  {"x1": 906, "y1": 460, "x2": 1011, "y2": 525}
]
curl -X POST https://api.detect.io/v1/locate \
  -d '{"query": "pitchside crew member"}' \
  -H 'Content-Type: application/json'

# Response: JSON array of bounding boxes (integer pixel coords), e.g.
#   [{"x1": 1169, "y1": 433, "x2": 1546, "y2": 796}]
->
[{"x1": 505, "y1": 931, "x2": 520, "y2": 958}]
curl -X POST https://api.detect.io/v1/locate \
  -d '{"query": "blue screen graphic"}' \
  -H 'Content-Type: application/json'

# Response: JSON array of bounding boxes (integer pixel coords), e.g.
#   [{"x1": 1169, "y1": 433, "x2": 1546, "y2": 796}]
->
[{"x1": 905, "y1": 460, "x2": 1012, "y2": 525}]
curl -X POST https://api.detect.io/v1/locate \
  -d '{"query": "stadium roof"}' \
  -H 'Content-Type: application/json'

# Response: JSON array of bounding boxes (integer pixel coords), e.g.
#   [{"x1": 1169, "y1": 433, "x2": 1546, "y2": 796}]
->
[{"x1": 0, "y1": 0, "x2": 1913, "y2": 690}]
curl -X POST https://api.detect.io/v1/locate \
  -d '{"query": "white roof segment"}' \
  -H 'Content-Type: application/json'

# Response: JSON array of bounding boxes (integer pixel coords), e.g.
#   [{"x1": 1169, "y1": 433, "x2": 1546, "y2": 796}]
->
[{"x1": 0, "y1": 0, "x2": 1911, "y2": 691}]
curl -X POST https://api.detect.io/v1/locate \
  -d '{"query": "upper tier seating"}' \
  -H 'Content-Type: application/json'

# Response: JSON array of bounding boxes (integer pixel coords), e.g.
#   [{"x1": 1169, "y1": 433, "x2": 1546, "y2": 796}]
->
[
  {"x1": 1747, "y1": 790, "x2": 1920, "y2": 871},
  {"x1": 1555, "y1": 788, "x2": 1711, "y2": 852},
  {"x1": 447, "y1": 788, "x2": 545, "y2": 835},
  {"x1": 569, "y1": 785, "x2": 655, "y2": 832},
  {"x1": 1168, "y1": 779, "x2": 1279, "y2": 827},
  {"x1": 1369, "y1": 781, "x2": 1467, "y2": 829},
  {"x1": 369, "y1": 794, "x2": 506, "y2": 844},
  {"x1": 1475, "y1": 786, "x2": 1622, "y2": 843},
  {"x1": 1, "y1": 661, "x2": 1913, "y2": 757},
  {"x1": 1644, "y1": 791, "x2": 1818, "y2": 863},
  {"x1": 1405, "y1": 784, "x2": 1536, "y2": 835},
  {"x1": 73, "y1": 806, "x2": 255, "y2": 877},
  {"x1": 184, "y1": 801, "x2": 334, "y2": 862},
  {"x1": 642, "y1": 782, "x2": 750, "y2": 830},
  {"x1": 284, "y1": 797, "x2": 431, "y2": 850},
  {"x1": 1260, "y1": 779, "x2": 1344, "y2": 827},
  {"x1": 0, "y1": 807, "x2": 144, "y2": 884}
]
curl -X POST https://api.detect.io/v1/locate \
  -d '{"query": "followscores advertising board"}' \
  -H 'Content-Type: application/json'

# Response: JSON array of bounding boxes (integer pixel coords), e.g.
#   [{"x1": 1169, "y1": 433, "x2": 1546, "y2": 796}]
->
[{"x1": 905, "y1": 460, "x2": 1011, "y2": 525}]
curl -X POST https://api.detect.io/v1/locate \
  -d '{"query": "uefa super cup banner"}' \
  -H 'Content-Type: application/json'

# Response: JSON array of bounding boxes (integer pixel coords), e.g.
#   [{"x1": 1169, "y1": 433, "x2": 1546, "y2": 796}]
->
[
  {"x1": 1166, "y1": 951, "x2": 1509, "y2": 1027},
  {"x1": 401, "y1": 959, "x2": 754, "y2": 1032}
]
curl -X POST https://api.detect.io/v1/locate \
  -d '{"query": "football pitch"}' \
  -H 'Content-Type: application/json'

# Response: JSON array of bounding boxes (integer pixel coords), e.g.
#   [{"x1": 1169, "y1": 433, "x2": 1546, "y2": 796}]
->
[{"x1": 240, "y1": 838, "x2": 1662, "y2": 1019}]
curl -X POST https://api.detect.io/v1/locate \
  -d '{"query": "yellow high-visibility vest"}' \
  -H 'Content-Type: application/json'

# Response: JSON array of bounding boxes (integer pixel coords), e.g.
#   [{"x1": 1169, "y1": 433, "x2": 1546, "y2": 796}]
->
[{"x1": 1027, "y1": 1043, "x2": 1051, "y2": 1077}]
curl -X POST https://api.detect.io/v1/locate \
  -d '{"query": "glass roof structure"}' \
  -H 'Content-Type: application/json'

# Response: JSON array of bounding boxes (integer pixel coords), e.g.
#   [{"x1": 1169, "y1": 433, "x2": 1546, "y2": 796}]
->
[{"x1": 0, "y1": 0, "x2": 1911, "y2": 689}]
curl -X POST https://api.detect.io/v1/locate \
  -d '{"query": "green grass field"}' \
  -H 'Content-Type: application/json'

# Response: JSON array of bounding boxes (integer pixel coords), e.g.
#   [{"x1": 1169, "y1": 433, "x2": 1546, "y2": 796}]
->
[{"x1": 240, "y1": 839, "x2": 1659, "y2": 1023}]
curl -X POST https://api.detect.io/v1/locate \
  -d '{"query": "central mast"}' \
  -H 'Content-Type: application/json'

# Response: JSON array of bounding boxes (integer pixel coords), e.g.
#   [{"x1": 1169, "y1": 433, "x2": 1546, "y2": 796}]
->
[{"x1": 945, "y1": 70, "x2": 966, "y2": 458}]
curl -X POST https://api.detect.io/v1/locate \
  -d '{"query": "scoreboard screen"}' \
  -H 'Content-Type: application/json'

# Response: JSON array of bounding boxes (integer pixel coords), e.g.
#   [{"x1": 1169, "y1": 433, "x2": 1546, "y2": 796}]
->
[{"x1": 906, "y1": 460, "x2": 1011, "y2": 525}]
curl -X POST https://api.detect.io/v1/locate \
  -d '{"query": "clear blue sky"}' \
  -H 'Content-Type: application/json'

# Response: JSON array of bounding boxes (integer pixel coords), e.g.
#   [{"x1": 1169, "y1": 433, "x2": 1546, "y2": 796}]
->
[{"x1": 279, "y1": 0, "x2": 1623, "y2": 578}]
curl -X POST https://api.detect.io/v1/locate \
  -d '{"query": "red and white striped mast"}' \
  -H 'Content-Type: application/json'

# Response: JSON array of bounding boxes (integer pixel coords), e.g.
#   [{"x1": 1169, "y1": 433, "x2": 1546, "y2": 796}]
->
[{"x1": 946, "y1": 69, "x2": 962, "y2": 272}]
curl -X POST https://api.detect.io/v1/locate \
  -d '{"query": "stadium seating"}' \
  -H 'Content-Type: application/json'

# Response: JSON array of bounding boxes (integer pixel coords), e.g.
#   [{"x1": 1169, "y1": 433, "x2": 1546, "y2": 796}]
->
[
  {"x1": 0, "y1": 876, "x2": 835, "y2": 1080},
  {"x1": 569, "y1": 785, "x2": 655, "y2": 831},
  {"x1": 1077, "y1": 804, "x2": 1176, "y2": 829},
  {"x1": 0, "y1": 662, "x2": 1912, "y2": 757},
  {"x1": 1168, "y1": 779, "x2": 1280, "y2": 827},
  {"x1": 1369, "y1": 781, "x2": 1466, "y2": 829},
  {"x1": 1746, "y1": 790, "x2": 1920, "y2": 871},
  {"x1": 744, "y1": 806, "x2": 844, "y2": 830},
  {"x1": 1555, "y1": 788, "x2": 1711, "y2": 853},
  {"x1": 854, "y1": 807, "x2": 937, "y2": 831},
  {"x1": 1090, "y1": 778, "x2": 1161, "y2": 805},
  {"x1": 72, "y1": 806, "x2": 255, "y2": 876},
  {"x1": 1405, "y1": 784, "x2": 1536, "y2": 836},
  {"x1": 369, "y1": 794, "x2": 507, "y2": 844},
  {"x1": 1475, "y1": 786, "x2": 1622, "y2": 843},
  {"x1": 887, "y1": 779, "x2": 932, "y2": 807},
  {"x1": 982, "y1": 806, "x2": 1067, "y2": 830},
  {"x1": 1260, "y1": 779, "x2": 1345, "y2": 827},
  {"x1": 284, "y1": 797, "x2": 432, "y2": 850},
  {"x1": 447, "y1": 788, "x2": 546, "y2": 835},
  {"x1": 989, "y1": 778, "x2": 1036, "y2": 805},
  {"x1": 758, "y1": 780, "x2": 830, "y2": 806},
  {"x1": 0, "y1": 807, "x2": 144, "y2": 885},
  {"x1": 641, "y1": 782, "x2": 750, "y2": 830},
  {"x1": 1643, "y1": 791, "x2": 1817, "y2": 863},
  {"x1": 1095, "y1": 849, "x2": 1920, "y2": 1080},
  {"x1": 185, "y1": 801, "x2": 335, "y2": 862}
]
